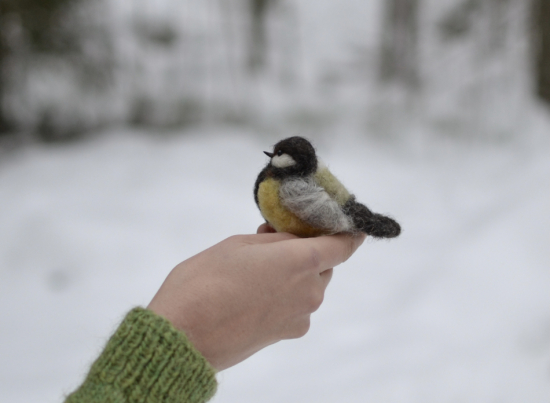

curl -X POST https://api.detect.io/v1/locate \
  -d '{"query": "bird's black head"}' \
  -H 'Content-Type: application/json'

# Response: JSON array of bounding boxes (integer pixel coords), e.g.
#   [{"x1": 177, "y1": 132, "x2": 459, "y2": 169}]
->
[{"x1": 264, "y1": 136, "x2": 317, "y2": 177}]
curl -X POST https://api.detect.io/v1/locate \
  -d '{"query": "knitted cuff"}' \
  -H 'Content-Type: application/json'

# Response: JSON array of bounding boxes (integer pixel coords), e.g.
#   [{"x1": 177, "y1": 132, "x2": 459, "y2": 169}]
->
[{"x1": 66, "y1": 308, "x2": 217, "y2": 403}]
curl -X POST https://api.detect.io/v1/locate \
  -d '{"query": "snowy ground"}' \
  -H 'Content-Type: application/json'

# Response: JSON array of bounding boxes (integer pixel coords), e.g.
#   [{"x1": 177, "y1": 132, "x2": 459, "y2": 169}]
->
[{"x1": 0, "y1": 126, "x2": 549, "y2": 402}]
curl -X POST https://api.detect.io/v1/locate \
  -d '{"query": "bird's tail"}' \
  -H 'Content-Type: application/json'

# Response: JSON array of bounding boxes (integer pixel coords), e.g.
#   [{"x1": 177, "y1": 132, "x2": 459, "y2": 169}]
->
[{"x1": 343, "y1": 198, "x2": 401, "y2": 238}]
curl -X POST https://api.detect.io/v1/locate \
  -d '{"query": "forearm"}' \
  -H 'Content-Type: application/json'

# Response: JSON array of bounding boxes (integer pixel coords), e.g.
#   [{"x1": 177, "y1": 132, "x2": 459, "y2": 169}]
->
[{"x1": 64, "y1": 308, "x2": 217, "y2": 403}]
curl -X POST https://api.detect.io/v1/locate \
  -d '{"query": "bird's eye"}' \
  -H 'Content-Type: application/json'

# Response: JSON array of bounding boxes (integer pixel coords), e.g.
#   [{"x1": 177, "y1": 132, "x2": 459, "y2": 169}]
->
[{"x1": 277, "y1": 150, "x2": 283, "y2": 156}]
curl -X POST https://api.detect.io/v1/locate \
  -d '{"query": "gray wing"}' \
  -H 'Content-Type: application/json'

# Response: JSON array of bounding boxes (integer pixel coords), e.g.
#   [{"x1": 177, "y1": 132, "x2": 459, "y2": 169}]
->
[{"x1": 279, "y1": 177, "x2": 353, "y2": 233}]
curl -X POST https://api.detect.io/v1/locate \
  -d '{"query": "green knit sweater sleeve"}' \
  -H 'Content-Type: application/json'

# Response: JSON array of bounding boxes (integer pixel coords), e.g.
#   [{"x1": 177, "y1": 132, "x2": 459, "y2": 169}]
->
[{"x1": 65, "y1": 307, "x2": 217, "y2": 403}]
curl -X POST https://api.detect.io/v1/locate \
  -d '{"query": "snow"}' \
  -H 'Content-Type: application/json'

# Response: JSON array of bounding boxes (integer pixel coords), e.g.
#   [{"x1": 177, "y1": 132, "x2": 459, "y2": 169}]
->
[{"x1": 0, "y1": 124, "x2": 548, "y2": 402}]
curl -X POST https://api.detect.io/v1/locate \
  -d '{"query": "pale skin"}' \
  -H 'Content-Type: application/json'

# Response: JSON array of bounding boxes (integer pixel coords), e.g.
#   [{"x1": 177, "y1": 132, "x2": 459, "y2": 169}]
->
[{"x1": 148, "y1": 223, "x2": 366, "y2": 371}]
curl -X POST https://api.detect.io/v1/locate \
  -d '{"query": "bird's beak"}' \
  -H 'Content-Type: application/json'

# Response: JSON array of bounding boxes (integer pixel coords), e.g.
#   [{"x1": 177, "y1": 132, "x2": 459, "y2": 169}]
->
[{"x1": 264, "y1": 151, "x2": 274, "y2": 158}]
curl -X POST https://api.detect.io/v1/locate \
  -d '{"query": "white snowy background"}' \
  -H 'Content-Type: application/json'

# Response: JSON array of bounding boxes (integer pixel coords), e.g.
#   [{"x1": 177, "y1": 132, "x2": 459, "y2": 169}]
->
[{"x1": 1, "y1": 0, "x2": 549, "y2": 402}]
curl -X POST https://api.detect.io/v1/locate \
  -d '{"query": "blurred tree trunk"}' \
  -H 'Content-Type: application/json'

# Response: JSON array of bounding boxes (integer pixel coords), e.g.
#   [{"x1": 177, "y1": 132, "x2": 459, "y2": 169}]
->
[
  {"x1": 379, "y1": 0, "x2": 420, "y2": 89},
  {"x1": 487, "y1": 0, "x2": 510, "y2": 51},
  {"x1": 0, "y1": 52, "x2": 8, "y2": 135},
  {"x1": 533, "y1": 0, "x2": 550, "y2": 105},
  {"x1": 0, "y1": 7, "x2": 12, "y2": 135},
  {"x1": 248, "y1": 0, "x2": 270, "y2": 73},
  {"x1": 0, "y1": 0, "x2": 86, "y2": 138}
]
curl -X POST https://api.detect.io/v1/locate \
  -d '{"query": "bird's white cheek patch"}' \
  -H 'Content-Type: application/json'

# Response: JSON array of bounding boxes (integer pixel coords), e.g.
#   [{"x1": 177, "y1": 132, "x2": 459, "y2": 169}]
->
[{"x1": 272, "y1": 154, "x2": 296, "y2": 168}]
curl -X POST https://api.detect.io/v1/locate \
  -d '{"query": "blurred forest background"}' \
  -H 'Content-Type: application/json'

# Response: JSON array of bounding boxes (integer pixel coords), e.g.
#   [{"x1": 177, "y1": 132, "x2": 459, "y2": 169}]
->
[
  {"x1": 0, "y1": 0, "x2": 549, "y2": 144},
  {"x1": 1, "y1": 2, "x2": 550, "y2": 403}
]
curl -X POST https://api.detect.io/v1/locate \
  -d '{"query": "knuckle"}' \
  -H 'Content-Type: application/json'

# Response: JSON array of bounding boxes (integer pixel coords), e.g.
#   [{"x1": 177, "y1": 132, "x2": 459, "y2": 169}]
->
[
  {"x1": 304, "y1": 245, "x2": 322, "y2": 271},
  {"x1": 225, "y1": 234, "x2": 242, "y2": 243},
  {"x1": 226, "y1": 234, "x2": 250, "y2": 245},
  {"x1": 307, "y1": 289, "x2": 324, "y2": 312},
  {"x1": 297, "y1": 319, "x2": 311, "y2": 337},
  {"x1": 287, "y1": 317, "x2": 311, "y2": 339}
]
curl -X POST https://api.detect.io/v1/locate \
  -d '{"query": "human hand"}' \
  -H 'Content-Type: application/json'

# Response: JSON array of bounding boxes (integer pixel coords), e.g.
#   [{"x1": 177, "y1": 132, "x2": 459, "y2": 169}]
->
[{"x1": 147, "y1": 225, "x2": 366, "y2": 371}]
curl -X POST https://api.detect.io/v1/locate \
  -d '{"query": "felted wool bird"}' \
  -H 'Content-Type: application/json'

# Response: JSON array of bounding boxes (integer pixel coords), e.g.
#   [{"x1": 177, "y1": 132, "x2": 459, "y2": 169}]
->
[{"x1": 254, "y1": 136, "x2": 401, "y2": 238}]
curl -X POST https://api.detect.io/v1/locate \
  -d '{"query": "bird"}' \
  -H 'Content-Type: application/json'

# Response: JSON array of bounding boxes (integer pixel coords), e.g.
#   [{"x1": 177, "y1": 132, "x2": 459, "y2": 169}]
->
[{"x1": 254, "y1": 136, "x2": 401, "y2": 238}]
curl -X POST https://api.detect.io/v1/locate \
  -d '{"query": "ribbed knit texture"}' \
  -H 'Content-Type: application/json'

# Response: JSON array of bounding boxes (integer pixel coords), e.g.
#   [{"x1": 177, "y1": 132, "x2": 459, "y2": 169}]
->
[{"x1": 65, "y1": 308, "x2": 217, "y2": 403}]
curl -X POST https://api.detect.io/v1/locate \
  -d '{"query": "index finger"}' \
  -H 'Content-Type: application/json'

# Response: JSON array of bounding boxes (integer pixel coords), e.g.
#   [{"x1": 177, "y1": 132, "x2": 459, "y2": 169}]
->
[{"x1": 295, "y1": 232, "x2": 366, "y2": 272}]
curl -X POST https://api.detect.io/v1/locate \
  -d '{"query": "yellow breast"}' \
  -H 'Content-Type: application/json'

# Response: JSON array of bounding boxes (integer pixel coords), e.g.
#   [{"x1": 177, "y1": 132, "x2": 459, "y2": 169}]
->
[{"x1": 257, "y1": 177, "x2": 326, "y2": 238}]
